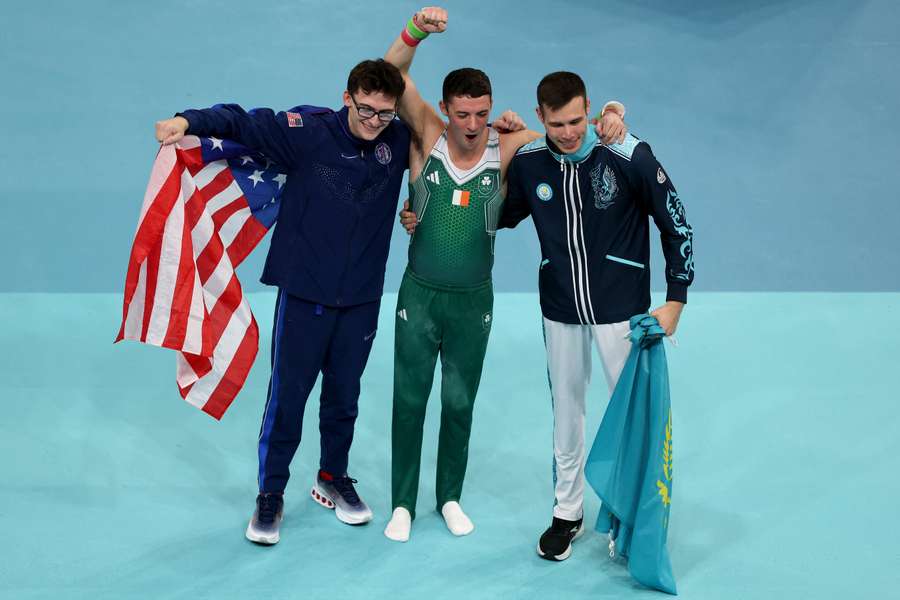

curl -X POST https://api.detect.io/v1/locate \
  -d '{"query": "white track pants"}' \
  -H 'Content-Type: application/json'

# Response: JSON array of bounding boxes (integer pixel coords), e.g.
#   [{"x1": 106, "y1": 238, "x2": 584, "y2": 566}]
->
[{"x1": 543, "y1": 316, "x2": 632, "y2": 521}]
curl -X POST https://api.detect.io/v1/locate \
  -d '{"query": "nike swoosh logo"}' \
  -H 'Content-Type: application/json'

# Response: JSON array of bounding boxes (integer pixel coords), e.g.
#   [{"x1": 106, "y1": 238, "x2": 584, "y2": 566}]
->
[{"x1": 364, "y1": 330, "x2": 377, "y2": 341}]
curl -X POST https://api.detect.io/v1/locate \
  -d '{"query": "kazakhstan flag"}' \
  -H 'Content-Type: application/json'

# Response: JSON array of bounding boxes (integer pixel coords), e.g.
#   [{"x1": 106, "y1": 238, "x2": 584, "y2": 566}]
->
[{"x1": 584, "y1": 315, "x2": 677, "y2": 595}]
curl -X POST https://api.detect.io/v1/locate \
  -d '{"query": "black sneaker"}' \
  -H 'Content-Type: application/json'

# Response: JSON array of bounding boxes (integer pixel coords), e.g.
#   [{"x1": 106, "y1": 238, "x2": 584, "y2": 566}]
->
[
  {"x1": 537, "y1": 516, "x2": 584, "y2": 561},
  {"x1": 311, "y1": 471, "x2": 373, "y2": 525},
  {"x1": 245, "y1": 493, "x2": 284, "y2": 545}
]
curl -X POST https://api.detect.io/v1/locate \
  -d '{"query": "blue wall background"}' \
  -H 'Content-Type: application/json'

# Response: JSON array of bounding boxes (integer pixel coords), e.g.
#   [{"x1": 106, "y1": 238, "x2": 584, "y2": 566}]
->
[{"x1": 1, "y1": 0, "x2": 897, "y2": 292}]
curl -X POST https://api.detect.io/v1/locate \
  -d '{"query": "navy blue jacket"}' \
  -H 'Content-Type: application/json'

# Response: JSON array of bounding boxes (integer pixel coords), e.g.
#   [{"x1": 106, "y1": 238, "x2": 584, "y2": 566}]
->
[
  {"x1": 179, "y1": 104, "x2": 410, "y2": 307},
  {"x1": 500, "y1": 133, "x2": 694, "y2": 325}
]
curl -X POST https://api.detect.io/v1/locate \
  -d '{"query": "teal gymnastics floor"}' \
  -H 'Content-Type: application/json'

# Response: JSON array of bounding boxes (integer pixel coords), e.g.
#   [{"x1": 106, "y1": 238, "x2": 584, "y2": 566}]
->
[{"x1": 1, "y1": 292, "x2": 898, "y2": 599}]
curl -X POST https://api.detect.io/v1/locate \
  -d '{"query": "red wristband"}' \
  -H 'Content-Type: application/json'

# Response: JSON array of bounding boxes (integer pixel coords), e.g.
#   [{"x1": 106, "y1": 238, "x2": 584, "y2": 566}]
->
[{"x1": 400, "y1": 28, "x2": 420, "y2": 47}]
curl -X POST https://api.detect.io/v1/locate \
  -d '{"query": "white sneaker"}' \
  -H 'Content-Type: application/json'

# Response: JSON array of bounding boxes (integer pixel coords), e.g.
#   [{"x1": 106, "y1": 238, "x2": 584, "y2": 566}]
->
[
  {"x1": 310, "y1": 472, "x2": 373, "y2": 525},
  {"x1": 245, "y1": 493, "x2": 284, "y2": 545}
]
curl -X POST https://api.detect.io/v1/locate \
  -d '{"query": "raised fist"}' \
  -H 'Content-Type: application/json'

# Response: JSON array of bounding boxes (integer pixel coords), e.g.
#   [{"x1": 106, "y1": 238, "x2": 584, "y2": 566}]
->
[{"x1": 414, "y1": 6, "x2": 448, "y2": 33}]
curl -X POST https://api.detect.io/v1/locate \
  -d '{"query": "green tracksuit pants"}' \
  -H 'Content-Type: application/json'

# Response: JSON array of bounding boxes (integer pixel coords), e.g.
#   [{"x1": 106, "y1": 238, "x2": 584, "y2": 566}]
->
[{"x1": 392, "y1": 269, "x2": 493, "y2": 519}]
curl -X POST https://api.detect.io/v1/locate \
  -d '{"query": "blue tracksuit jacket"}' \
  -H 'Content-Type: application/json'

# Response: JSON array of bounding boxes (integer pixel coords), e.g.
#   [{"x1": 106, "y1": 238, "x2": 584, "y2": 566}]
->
[
  {"x1": 179, "y1": 104, "x2": 411, "y2": 307},
  {"x1": 500, "y1": 131, "x2": 694, "y2": 325}
]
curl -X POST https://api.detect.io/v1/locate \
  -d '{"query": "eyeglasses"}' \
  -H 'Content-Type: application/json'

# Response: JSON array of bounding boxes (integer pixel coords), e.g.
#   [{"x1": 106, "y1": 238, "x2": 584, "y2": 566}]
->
[{"x1": 350, "y1": 95, "x2": 397, "y2": 123}]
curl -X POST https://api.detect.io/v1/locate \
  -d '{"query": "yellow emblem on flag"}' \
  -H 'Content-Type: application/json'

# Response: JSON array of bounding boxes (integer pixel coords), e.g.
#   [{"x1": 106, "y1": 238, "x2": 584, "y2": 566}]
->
[
  {"x1": 451, "y1": 189, "x2": 470, "y2": 207},
  {"x1": 656, "y1": 409, "x2": 673, "y2": 507}
]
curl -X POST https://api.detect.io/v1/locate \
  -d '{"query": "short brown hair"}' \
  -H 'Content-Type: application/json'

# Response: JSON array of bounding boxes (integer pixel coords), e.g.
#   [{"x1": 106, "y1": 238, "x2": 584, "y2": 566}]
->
[
  {"x1": 442, "y1": 68, "x2": 492, "y2": 104},
  {"x1": 347, "y1": 59, "x2": 405, "y2": 100},
  {"x1": 537, "y1": 71, "x2": 587, "y2": 111}
]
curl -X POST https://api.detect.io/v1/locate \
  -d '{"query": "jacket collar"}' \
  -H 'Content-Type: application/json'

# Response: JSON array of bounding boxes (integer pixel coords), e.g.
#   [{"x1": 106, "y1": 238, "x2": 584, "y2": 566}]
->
[
  {"x1": 546, "y1": 125, "x2": 598, "y2": 164},
  {"x1": 337, "y1": 106, "x2": 389, "y2": 148}
]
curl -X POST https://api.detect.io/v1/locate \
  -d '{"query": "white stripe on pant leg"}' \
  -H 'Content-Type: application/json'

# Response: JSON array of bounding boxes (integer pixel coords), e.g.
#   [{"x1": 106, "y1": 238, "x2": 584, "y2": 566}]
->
[
  {"x1": 543, "y1": 317, "x2": 592, "y2": 521},
  {"x1": 591, "y1": 320, "x2": 633, "y2": 396}
]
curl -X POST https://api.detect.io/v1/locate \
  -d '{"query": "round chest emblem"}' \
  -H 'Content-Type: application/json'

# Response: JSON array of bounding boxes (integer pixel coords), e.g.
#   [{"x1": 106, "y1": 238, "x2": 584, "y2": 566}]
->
[
  {"x1": 375, "y1": 142, "x2": 392, "y2": 165},
  {"x1": 536, "y1": 183, "x2": 553, "y2": 201}
]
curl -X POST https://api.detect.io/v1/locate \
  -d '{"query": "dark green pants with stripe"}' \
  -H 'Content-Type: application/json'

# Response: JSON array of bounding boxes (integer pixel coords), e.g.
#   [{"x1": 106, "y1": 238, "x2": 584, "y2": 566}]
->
[{"x1": 392, "y1": 269, "x2": 493, "y2": 519}]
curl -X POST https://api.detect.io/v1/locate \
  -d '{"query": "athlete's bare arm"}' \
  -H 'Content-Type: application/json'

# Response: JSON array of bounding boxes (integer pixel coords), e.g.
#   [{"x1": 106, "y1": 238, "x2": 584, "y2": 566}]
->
[{"x1": 385, "y1": 7, "x2": 449, "y2": 179}]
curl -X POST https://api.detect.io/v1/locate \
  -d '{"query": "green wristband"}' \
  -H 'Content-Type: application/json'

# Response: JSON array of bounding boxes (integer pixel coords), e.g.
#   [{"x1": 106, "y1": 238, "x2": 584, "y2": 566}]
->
[{"x1": 407, "y1": 16, "x2": 429, "y2": 41}]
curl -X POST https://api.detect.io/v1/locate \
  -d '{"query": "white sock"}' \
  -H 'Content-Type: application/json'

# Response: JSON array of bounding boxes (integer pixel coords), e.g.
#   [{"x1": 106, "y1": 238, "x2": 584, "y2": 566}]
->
[
  {"x1": 384, "y1": 507, "x2": 411, "y2": 542},
  {"x1": 441, "y1": 501, "x2": 474, "y2": 536}
]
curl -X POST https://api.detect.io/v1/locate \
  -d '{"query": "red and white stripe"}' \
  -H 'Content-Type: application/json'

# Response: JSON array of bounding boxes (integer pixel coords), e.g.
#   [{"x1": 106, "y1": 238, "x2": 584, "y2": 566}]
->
[{"x1": 117, "y1": 136, "x2": 269, "y2": 419}]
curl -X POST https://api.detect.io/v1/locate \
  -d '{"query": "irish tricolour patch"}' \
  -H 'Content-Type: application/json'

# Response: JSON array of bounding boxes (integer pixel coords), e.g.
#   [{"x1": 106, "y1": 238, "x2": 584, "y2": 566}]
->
[{"x1": 452, "y1": 189, "x2": 470, "y2": 207}]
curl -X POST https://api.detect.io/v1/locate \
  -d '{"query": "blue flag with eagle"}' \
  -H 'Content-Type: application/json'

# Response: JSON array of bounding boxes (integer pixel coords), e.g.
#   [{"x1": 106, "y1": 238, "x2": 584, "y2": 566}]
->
[{"x1": 584, "y1": 314, "x2": 677, "y2": 595}]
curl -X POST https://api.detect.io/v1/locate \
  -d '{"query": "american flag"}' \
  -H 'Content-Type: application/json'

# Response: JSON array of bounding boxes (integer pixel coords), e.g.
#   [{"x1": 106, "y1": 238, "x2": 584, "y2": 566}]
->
[{"x1": 116, "y1": 134, "x2": 285, "y2": 419}]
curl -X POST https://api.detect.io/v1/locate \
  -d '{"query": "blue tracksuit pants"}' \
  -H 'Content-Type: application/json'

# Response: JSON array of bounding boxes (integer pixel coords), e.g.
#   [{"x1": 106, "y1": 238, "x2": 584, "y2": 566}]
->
[{"x1": 257, "y1": 289, "x2": 380, "y2": 493}]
